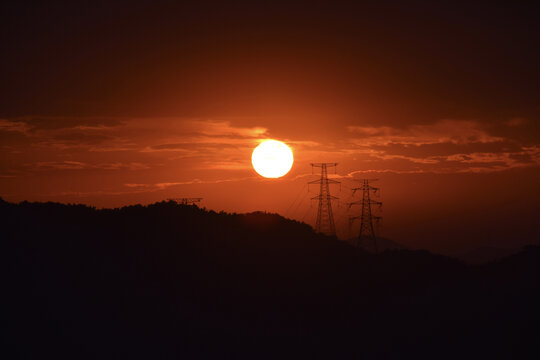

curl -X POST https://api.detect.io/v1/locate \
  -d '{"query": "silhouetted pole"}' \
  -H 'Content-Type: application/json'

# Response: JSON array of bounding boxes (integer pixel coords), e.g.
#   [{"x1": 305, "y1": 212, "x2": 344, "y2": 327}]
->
[
  {"x1": 349, "y1": 179, "x2": 381, "y2": 252},
  {"x1": 309, "y1": 163, "x2": 340, "y2": 236}
]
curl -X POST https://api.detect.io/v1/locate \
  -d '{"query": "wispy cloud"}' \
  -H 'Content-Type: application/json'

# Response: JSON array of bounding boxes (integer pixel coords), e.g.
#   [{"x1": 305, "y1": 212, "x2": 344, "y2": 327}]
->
[
  {"x1": 343, "y1": 119, "x2": 539, "y2": 174},
  {"x1": 0, "y1": 119, "x2": 31, "y2": 133},
  {"x1": 347, "y1": 120, "x2": 503, "y2": 146},
  {"x1": 197, "y1": 120, "x2": 267, "y2": 138},
  {"x1": 504, "y1": 117, "x2": 527, "y2": 127},
  {"x1": 2, "y1": 116, "x2": 124, "y2": 131},
  {"x1": 125, "y1": 176, "x2": 255, "y2": 191},
  {"x1": 31, "y1": 161, "x2": 151, "y2": 171},
  {"x1": 1, "y1": 117, "x2": 271, "y2": 178}
]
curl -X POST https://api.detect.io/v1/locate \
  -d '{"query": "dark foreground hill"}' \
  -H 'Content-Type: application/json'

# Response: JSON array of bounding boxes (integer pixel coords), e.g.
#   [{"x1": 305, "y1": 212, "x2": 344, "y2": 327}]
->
[{"x1": 2, "y1": 199, "x2": 539, "y2": 359}]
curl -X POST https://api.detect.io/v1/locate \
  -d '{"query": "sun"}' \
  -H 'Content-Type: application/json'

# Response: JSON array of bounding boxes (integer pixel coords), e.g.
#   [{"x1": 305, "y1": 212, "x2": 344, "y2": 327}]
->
[{"x1": 251, "y1": 140, "x2": 294, "y2": 178}]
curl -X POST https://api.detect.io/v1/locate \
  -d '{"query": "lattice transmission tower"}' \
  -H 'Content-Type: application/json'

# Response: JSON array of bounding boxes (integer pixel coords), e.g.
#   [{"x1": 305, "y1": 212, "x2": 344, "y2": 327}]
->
[
  {"x1": 309, "y1": 163, "x2": 340, "y2": 236},
  {"x1": 348, "y1": 179, "x2": 382, "y2": 252},
  {"x1": 168, "y1": 198, "x2": 203, "y2": 205}
]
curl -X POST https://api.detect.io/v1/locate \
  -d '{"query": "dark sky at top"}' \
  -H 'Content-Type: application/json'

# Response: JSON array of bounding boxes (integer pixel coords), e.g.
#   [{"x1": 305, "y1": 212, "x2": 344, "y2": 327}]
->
[{"x1": 2, "y1": 1, "x2": 539, "y2": 120}]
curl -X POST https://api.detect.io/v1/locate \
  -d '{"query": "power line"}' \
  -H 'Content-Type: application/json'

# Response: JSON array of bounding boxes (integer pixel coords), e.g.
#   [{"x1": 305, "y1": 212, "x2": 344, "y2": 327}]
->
[{"x1": 284, "y1": 184, "x2": 307, "y2": 218}]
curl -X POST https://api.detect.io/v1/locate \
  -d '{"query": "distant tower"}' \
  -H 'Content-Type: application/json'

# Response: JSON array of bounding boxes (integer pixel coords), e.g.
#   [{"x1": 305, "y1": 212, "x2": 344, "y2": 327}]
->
[
  {"x1": 169, "y1": 198, "x2": 203, "y2": 205},
  {"x1": 348, "y1": 179, "x2": 382, "y2": 252},
  {"x1": 309, "y1": 163, "x2": 340, "y2": 236}
]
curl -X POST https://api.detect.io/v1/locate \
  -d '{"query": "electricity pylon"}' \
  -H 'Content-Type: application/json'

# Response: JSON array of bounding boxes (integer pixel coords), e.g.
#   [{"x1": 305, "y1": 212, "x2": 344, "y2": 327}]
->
[
  {"x1": 169, "y1": 198, "x2": 203, "y2": 205},
  {"x1": 309, "y1": 163, "x2": 340, "y2": 236},
  {"x1": 348, "y1": 179, "x2": 382, "y2": 252}
]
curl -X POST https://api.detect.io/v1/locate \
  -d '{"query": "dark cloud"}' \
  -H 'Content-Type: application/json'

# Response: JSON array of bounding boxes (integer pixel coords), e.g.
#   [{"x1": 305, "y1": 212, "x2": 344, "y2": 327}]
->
[
  {"x1": 370, "y1": 141, "x2": 524, "y2": 158},
  {"x1": 9, "y1": 117, "x2": 124, "y2": 131},
  {"x1": 31, "y1": 161, "x2": 150, "y2": 171},
  {"x1": 148, "y1": 142, "x2": 245, "y2": 152}
]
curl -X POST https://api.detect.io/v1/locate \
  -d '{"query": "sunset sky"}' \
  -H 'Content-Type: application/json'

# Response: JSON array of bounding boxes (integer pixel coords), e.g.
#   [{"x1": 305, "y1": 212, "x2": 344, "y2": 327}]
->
[{"x1": 1, "y1": 1, "x2": 538, "y2": 253}]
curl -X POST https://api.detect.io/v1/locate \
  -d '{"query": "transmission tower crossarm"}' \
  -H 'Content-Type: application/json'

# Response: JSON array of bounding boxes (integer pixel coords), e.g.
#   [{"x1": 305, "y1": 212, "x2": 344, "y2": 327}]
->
[
  {"x1": 308, "y1": 178, "x2": 340, "y2": 184},
  {"x1": 348, "y1": 216, "x2": 360, "y2": 223},
  {"x1": 310, "y1": 162, "x2": 338, "y2": 167},
  {"x1": 351, "y1": 185, "x2": 379, "y2": 191},
  {"x1": 347, "y1": 201, "x2": 360, "y2": 209},
  {"x1": 312, "y1": 195, "x2": 339, "y2": 200},
  {"x1": 348, "y1": 200, "x2": 381, "y2": 207}
]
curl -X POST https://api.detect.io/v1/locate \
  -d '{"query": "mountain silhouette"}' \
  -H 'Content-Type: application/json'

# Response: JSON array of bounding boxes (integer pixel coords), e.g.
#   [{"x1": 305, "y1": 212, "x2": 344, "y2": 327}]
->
[
  {"x1": 2, "y1": 199, "x2": 539, "y2": 359},
  {"x1": 345, "y1": 236, "x2": 406, "y2": 251},
  {"x1": 453, "y1": 245, "x2": 522, "y2": 264}
]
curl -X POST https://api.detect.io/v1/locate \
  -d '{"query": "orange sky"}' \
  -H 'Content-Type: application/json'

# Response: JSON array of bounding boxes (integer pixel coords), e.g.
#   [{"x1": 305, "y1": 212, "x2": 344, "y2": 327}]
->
[{"x1": 1, "y1": 1, "x2": 539, "y2": 253}]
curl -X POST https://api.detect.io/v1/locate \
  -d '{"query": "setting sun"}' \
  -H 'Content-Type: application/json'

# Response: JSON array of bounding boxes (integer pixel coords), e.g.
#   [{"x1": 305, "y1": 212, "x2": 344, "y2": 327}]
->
[{"x1": 251, "y1": 140, "x2": 294, "y2": 178}]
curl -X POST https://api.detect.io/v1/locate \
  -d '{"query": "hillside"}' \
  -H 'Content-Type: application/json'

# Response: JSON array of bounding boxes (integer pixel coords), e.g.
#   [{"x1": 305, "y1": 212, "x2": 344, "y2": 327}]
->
[{"x1": 2, "y1": 199, "x2": 539, "y2": 359}]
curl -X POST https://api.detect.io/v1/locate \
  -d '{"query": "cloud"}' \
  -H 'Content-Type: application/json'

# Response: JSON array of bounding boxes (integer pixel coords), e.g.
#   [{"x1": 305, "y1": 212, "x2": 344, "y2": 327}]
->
[
  {"x1": 31, "y1": 161, "x2": 151, "y2": 171},
  {"x1": 0, "y1": 119, "x2": 31, "y2": 133},
  {"x1": 342, "y1": 119, "x2": 539, "y2": 174},
  {"x1": 31, "y1": 175, "x2": 256, "y2": 199},
  {"x1": 1, "y1": 117, "x2": 271, "y2": 179},
  {"x1": 504, "y1": 117, "x2": 527, "y2": 127},
  {"x1": 347, "y1": 120, "x2": 503, "y2": 146},
  {"x1": 343, "y1": 169, "x2": 428, "y2": 176},
  {"x1": 33, "y1": 161, "x2": 89, "y2": 170},
  {"x1": 141, "y1": 121, "x2": 268, "y2": 152},
  {"x1": 141, "y1": 142, "x2": 244, "y2": 154},
  {"x1": 197, "y1": 120, "x2": 267, "y2": 138},
  {"x1": 125, "y1": 176, "x2": 255, "y2": 191},
  {"x1": 1, "y1": 117, "x2": 267, "y2": 152},
  {"x1": 340, "y1": 147, "x2": 539, "y2": 175},
  {"x1": 370, "y1": 153, "x2": 440, "y2": 164},
  {"x1": 143, "y1": 143, "x2": 194, "y2": 151},
  {"x1": 197, "y1": 160, "x2": 252, "y2": 170},
  {"x1": 4, "y1": 116, "x2": 124, "y2": 131}
]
